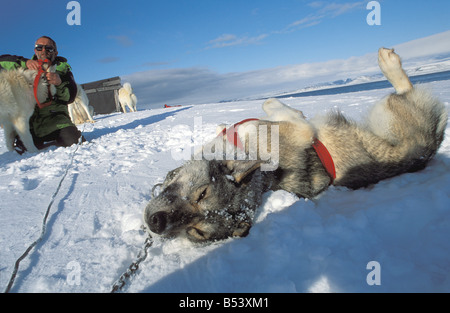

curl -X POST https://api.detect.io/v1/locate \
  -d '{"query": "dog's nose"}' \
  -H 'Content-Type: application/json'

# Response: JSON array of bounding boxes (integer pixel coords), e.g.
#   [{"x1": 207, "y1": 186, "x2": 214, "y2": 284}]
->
[{"x1": 148, "y1": 212, "x2": 168, "y2": 234}]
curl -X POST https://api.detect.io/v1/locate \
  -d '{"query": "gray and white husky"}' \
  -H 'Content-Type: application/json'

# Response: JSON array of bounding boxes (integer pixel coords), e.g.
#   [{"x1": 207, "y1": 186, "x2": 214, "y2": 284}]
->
[{"x1": 144, "y1": 48, "x2": 447, "y2": 242}]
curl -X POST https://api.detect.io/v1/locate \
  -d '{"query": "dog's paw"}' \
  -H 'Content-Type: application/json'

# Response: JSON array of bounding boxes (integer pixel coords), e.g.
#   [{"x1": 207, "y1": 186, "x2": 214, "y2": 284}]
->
[
  {"x1": 263, "y1": 98, "x2": 305, "y2": 121},
  {"x1": 263, "y1": 98, "x2": 285, "y2": 114},
  {"x1": 378, "y1": 47, "x2": 402, "y2": 72}
]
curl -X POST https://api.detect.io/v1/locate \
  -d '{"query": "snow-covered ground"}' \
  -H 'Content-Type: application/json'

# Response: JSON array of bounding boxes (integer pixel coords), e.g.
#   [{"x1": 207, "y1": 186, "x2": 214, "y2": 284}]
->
[{"x1": 1, "y1": 75, "x2": 449, "y2": 293}]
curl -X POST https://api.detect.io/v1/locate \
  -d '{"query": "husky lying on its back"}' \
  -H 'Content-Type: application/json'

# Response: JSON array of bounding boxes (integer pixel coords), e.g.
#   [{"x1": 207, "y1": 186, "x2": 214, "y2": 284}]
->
[
  {"x1": 144, "y1": 48, "x2": 448, "y2": 242},
  {"x1": 0, "y1": 65, "x2": 56, "y2": 152}
]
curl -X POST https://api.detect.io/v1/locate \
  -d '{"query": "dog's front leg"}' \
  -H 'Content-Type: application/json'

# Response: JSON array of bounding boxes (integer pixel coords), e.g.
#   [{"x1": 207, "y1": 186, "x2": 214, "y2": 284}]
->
[{"x1": 3, "y1": 122, "x2": 17, "y2": 151}]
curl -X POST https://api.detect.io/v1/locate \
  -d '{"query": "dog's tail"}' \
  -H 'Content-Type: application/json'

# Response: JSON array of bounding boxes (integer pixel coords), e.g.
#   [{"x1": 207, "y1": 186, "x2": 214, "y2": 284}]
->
[{"x1": 123, "y1": 82, "x2": 133, "y2": 94}]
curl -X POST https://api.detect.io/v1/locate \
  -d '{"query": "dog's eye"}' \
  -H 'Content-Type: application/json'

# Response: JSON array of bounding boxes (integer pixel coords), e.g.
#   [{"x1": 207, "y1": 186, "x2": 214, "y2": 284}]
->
[
  {"x1": 198, "y1": 188, "x2": 207, "y2": 202},
  {"x1": 195, "y1": 185, "x2": 209, "y2": 203}
]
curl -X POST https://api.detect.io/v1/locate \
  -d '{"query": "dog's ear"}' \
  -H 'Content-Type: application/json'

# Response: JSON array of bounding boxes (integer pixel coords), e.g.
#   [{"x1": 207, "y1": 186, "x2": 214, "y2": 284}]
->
[
  {"x1": 162, "y1": 166, "x2": 182, "y2": 187},
  {"x1": 224, "y1": 160, "x2": 261, "y2": 184}
]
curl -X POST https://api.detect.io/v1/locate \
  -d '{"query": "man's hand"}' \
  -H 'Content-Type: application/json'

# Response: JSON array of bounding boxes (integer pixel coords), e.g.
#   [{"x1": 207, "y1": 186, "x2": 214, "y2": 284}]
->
[
  {"x1": 26, "y1": 59, "x2": 41, "y2": 70},
  {"x1": 26, "y1": 60, "x2": 61, "y2": 86},
  {"x1": 46, "y1": 72, "x2": 62, "y2": 86}
]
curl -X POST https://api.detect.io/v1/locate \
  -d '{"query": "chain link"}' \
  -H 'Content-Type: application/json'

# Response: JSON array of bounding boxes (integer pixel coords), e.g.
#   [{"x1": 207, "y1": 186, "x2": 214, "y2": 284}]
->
[{"x1": 111, "y1": 234, "x2": 153, "y2": 293}]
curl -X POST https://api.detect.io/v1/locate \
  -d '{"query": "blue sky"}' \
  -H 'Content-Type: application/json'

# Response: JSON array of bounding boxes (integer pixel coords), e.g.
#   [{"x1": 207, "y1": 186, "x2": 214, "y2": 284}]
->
[{"x1": 2, "y1": 0, "x2": 450, "y2": 88}]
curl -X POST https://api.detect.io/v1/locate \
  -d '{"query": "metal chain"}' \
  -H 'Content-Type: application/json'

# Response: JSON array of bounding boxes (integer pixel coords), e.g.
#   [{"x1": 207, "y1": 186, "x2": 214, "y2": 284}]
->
[
  {"x1": 110, "y1": 184, "x2": 160, "y2": 293},
  {"x1": 110, "y1": 234, "x2": 153, "y2": 293}
]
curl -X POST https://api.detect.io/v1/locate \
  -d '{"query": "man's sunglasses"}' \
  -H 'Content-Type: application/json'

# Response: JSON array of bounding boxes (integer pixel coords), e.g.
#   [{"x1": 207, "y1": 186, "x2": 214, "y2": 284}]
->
[{"x1": 35, "y1": 44, "x2": 55, "y2": 53}]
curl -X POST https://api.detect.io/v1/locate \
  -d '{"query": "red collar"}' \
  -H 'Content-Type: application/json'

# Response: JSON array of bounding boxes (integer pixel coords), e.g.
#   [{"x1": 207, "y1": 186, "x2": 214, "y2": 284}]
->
[
  {"x1": 219, "y1": 119, "x2": 336, "y2": 182},
  {"x1": 218, "y1": 118, "x2": 259, "y2": 150},
  {"x1": 33, "y1": 59, "x2": 53, "y2": 109},
  {"x1": 312, "y1": 138, "x2": 336, "y2": 182}
]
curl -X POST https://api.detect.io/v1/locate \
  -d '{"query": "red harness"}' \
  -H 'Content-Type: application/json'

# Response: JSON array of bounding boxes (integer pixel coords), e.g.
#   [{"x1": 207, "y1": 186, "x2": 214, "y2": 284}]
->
[
  {"x1": 218, "y1": 118, "x2": 259, "y2": 150},
  {"x1": 219, "y1": 118, "x2": 336, "y2": 182},
  {"x1": 312, "y1": 138, "x2": 336, "y2": 182},
  {"x1": 33, "y1": 59, "x2": 53, "y2": 109}
]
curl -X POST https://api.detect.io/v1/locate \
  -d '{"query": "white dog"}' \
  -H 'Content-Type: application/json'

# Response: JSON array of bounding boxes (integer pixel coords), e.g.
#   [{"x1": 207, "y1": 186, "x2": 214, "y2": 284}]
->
[
  {"x1": 0, "y1": 66, "x2": 56, "y2": 153},
  {"x1": 118, "y1": 82, "x2": 137, "y2": 113},
  {"x1": 68, "y1": 84, "x2": 95, "y2": 125}
]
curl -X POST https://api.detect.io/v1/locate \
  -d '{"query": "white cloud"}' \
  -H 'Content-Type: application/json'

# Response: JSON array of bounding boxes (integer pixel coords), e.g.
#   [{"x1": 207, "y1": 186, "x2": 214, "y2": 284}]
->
[
  {"x1": 122, "y1": 54, "x2": 379, "y2": 108},
  {"x1": 142, "y1": 61, "x2": 174, "y2": 68},
  {"x1": 207, "y1": 33, "x2": 268, "y2": 49},
  {"x1": 286, "y1": 14, "x2": 324, "y2": 31},
  {"x1": 107, "y1": 35, "x2": 134, "y2": 47},
  {"x1": 287, "y1": 1, "x2": 365, "y2": 32},
  {"x1": 207, "y1": 2, "x2": 365, "y2": 49},
  {"x1": 317, "y1": 2, "x2": 365, "y2": 17},
  {"x1": 97, "y1": 56, "x2": 120, "y2": 64}
]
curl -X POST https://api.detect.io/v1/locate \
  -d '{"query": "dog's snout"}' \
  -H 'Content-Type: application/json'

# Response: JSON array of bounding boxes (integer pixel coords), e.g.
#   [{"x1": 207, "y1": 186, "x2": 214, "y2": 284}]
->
[{"x1": 148, "y1": 211, "x2": 168, "y2": 234}]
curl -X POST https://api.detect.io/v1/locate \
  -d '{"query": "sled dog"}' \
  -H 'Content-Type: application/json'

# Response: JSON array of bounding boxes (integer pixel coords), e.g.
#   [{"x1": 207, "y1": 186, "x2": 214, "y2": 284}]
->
[
  {"x1": 0, "y1": 65, "x2": 56, "y2": 153},
  {"x1": 144, "y1": 48, "x2": 447, "y2": 242},
  {"x1": 118, "y1": 82, "x2": 137, "y2": 113},
  {"x1": 68, "y1": 84, "x2": 95, "y2": 125}
]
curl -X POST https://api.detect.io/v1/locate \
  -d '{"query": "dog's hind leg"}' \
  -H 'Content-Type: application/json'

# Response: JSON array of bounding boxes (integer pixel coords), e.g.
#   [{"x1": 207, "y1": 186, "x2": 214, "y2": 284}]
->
[
  {"x1": 81, "y1": 103, "x2": 95, "y2": 123},
  {"x1": 364, "y1": 49, "x2": 446, "y2": 165},
  {"x1": 126, "y1": 97, "x2": 136, "y2": 113},
  {"x1": 68, "y1": 103, "x2": 76, "y2": 124},
  {"x1": 127, "y1": 103, "x2": 135, "y2": 113},
  {"x1": 120, "y1": 103, "x2": 126, "y2": 113},
  {"x1": 131, "y1": 94, "x2": 138, "y2": 112},
  {"x1": 378, "y1": 48, "x2": 413, "y2": 94},
  {"x1": 13, "y1": 116, "x2": 38, "y2": 153}
]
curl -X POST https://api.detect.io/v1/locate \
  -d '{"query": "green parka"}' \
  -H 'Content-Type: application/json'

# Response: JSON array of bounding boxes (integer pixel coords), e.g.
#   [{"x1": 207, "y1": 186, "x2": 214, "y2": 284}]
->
[{"x1": 0, "y1": 54, "x2": 77, "y2": 138}]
